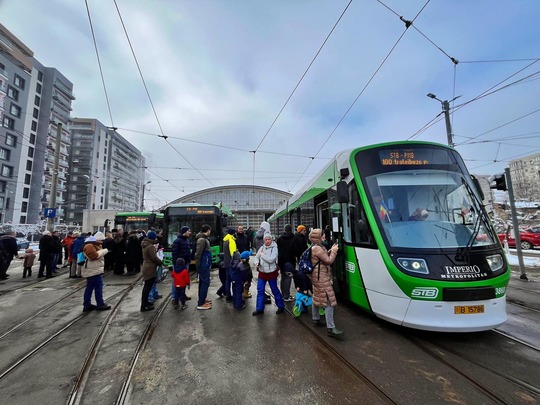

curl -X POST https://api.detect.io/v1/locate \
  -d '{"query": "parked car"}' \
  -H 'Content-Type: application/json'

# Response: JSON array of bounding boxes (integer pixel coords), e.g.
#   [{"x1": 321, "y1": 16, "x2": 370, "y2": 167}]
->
[
  {"x1": 497, "y1": 227, "x2": 540, "y2": 250},
  {"x1": 16, "y1": 237, "x2": 30, "y2": 251}
]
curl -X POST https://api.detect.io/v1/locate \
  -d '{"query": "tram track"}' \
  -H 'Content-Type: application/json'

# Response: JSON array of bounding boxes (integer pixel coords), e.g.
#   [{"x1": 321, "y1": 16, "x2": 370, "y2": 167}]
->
[
  {"x1": 0, "y1": 274, "x2": 142, "y2": 384},
  {"x1": 0, "y1": 272, "x2": 114, "y2": 341},
  {"x1": 266, "y1": 288, "x2": 397, "y2": 404},
  {"x1": 66, "y1": 275, "x2": 150, "y2": 405},
  {"x1": 405, "y1": 333, "x2": 540, "y2": 404}
]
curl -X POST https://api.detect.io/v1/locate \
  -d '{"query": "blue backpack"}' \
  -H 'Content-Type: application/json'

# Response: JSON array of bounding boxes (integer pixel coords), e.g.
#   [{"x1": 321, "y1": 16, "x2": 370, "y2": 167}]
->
[{"x1": 298, "y1": 246, "x2": 320, "y2": 276}]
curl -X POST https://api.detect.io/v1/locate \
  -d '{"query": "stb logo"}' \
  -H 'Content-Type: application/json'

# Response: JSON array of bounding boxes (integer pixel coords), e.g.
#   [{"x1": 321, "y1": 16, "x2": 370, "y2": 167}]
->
[
  {"x1": 345, "y1": 261, "x2": 355, "y2": 274},
  {"x1": 411, "y1": 287, "x2": 438, "y2": 299}
]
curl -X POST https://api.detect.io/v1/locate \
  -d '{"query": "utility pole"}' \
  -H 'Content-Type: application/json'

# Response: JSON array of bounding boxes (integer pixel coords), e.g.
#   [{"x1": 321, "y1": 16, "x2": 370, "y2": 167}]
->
[
  {"x1": 427, "y1": 93, "x2": 460, "y2": 148},
  {"x1": 505, "y1": 167, "x2": 528, "y2": 280},
  {"x1": 47, "y1": 123, "x2": 62, "y2": 232}
]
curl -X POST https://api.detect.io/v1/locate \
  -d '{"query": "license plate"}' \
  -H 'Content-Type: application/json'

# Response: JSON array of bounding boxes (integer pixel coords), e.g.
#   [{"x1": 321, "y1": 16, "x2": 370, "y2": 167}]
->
[{"x1": 454, "y1": 305, "x2": 484, "y2": 314}]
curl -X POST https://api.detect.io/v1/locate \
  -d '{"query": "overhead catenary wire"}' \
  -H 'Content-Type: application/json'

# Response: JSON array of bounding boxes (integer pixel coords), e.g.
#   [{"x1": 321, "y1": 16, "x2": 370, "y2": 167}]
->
[
  {"x1": 111, "y1": 0, "x2": 214, "y2": 188},
  {"x1": 288, "y1": 0, "x2": 432, "y2": 193}
]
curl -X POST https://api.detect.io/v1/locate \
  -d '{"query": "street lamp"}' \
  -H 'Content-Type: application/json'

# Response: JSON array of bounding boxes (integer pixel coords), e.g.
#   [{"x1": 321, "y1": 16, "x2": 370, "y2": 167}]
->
[
  {"x1": 427, "y1": 93, "x2": 461, "y2": 148},
  {"x1": 141, "y1": 181, "x2": 151, "y2": 211}
]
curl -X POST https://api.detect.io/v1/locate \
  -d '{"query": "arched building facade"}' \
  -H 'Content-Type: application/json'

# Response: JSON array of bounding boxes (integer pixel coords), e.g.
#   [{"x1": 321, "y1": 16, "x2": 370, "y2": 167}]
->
[{"x1": 167, "y1": 185, "x2": 291, "y2": 229}]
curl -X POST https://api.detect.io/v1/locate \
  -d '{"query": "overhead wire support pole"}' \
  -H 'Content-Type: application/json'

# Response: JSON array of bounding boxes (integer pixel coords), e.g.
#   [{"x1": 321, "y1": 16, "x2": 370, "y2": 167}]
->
[
  {"x1": 427, "y1": 93, "x2": 461, "y2": 148},
  {"x1": 505, "y1": 167, "x2": 528, "y2": 281}
]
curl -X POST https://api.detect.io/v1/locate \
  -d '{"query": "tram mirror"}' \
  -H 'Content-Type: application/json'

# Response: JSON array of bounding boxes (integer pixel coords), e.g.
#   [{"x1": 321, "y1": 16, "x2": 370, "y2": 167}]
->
[
  {"x1": 337, "y1": 181, "x2": 349, "y2": 203},
  {"x1": 222, "y1": 217, "x2": 228, "y2": 227},
  {"x1": 471, "y1": 175, "x2": 484, "y2": 200}
]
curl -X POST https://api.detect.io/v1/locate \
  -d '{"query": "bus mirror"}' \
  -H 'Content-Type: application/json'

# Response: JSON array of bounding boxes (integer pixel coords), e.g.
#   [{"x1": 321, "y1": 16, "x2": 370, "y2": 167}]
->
[
  {"x1": 148, "y1": 213, "x2": 156, "y2": 224},
  {"x1": 337, "y1": 181, "x2": 349, "y2": 203},
  {"x1": 222, "y1": 217, "x2": 228, "y2": 227}
]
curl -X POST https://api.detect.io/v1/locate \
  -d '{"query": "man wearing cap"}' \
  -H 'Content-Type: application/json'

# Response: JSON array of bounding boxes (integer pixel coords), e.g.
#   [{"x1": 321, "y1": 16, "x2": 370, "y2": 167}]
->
[
  {"x1": 171, "y1": 226, "x2": 192, "y2": 302},
  {"x1": 81, "y1": 232, "x2": 111, "y2": 312}
]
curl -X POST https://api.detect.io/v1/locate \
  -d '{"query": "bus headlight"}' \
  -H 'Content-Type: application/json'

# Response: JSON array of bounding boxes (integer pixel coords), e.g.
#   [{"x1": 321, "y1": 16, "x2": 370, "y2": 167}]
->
[
  {"x1": 486, "y1": 254, "x2": 504, "y2": 272},
  {"x1": 397, "y1": 258, "x2": 429, "y2": 274}
]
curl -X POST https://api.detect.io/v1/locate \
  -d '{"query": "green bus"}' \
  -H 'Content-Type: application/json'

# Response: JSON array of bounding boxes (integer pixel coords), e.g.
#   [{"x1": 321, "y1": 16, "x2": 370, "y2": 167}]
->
[
  {"x1": 113, "y1": 212, "x2": 164, "y2": 233},
  {"x1": 161, "y1": 203, "x2": 231, "y2": 267},
  {"x1": 269, "y1": 141, "x2": 510, "y2": 332}
]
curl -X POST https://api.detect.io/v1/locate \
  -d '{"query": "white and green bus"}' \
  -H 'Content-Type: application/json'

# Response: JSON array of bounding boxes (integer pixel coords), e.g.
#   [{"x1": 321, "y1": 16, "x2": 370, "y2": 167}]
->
[{"x1": 270, "y1": 141, "x2": 510, "y2": 332}]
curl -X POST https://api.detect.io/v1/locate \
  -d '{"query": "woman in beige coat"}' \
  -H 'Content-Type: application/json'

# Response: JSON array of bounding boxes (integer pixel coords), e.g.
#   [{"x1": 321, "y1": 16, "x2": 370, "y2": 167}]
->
[{"x1": 309, "y1": 228, "x2": 342, "y2": 337}]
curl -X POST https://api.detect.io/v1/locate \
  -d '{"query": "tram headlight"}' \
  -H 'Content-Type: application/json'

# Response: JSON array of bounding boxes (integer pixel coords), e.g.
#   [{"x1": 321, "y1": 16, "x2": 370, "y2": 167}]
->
[
  {"x1": 486, "y1": 254, "x2": 504, "y2": 272},
  {"x1": 397, "y1": 258, "x2": 429, "y2": 274}
]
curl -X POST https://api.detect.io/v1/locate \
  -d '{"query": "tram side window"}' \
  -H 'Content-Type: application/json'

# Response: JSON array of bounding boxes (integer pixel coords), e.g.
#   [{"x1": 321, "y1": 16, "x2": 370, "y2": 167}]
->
[{"x1": 348, "y1": 183, "x2": 375, "y2": 246}]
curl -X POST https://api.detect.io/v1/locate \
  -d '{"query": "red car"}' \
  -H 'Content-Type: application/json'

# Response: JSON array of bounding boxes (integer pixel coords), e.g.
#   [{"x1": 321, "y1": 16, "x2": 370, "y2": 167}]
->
[{"x1": 497, "y1": 227, "x2": 540, "y2": 250}]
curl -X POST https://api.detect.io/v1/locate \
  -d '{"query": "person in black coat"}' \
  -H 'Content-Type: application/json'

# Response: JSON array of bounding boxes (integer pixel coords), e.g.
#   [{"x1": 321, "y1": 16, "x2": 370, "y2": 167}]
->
[
  {"x1": 38, "y1": 231, "x2": 56, "y2": 278},
  {"x1": 125, "y1": 230, "x2": 143, "y2": 275},
  {"x1": 112, "y1": 230, "x2": 127, "y2": 275},
  {"x1": 0, "y1": 231, "x2": 18, "y2": 279},
  {"x1": 276, "y1": 224, "x2": 298, "y2": 301},
  {"x1": 235, "y1": 225, "x2": 251, "y2": 253}
]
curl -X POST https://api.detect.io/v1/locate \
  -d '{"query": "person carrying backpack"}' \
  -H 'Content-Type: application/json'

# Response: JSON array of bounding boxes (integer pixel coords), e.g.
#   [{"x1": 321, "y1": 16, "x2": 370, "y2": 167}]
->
[{"x1": 307, "y1": 228, "x2": 342, "y2": 338}]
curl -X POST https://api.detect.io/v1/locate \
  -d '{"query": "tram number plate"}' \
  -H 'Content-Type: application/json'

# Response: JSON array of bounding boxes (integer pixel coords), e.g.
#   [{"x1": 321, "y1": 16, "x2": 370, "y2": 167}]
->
[{"x1": 454, "y1": 305, "x2": 484, "y2": 314}]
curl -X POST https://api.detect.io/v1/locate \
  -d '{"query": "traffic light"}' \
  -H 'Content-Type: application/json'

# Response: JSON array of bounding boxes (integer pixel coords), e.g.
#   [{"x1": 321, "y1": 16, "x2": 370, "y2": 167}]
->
[{"x1": 489, "y1": 174, "x2": 507, "y2": 191}]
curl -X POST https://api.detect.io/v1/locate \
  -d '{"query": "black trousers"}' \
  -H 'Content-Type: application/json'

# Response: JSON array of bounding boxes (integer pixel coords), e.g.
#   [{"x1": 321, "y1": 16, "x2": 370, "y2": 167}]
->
[{"x1": 141, "y1": 277, "x2": 157, "y2": 309}]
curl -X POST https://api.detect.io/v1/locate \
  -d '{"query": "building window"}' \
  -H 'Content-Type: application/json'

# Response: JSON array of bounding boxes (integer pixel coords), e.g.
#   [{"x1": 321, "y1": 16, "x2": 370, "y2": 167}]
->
[
  {"x1": 7, "y1": 86, "x2": 19, "y2": 101},
  {"x1": 1, "y1": 165, "x2": 13, "y2": 178},
  {"x1": 3, "y1": 116, "x2": 14, "y2": 130},
  {"x1": 23, "y1": 188, "x2": 29, "y2": 198},
  {"x1": 31, "y1": 121, "x2": 37, "y2": 131},
  {"x1": 13, "y1": 74, "x2": 25, "y2": 89},
  {"x1": 0, "y1": 181, "x2": 6, "y2": 192},
  {"x1": 21, "y1": 201, "x2": 28, "y2": 213},
  {"x1": 0, "y1": 196, "x2": 4, "y2": 210},
  {"x1": 34, "y1": 95, "x2": 40, "y2": 106},
  {"x1": 9, "y1": 104, "x2": 21, "y2": 118},
  {"x1": 38, "y1": 71, "x2": 43, "y2": 81},
  {"x1": 24, "y1": 174, "x2": 30, "y2": 185},
  {"x1": 19, "y1": 216, "x2": 26, "y2": 224},
  {"x1": 32, "y1": 108, "x2": 39, "y2": 119},
  {"x1": 0, "y1": 148, "x2": 10, "y2": 161},
  {"x1": 27, "y1": 147, "x2": 34, "y2": 158},
  {"x1": 36, "y1": 82, "x2": 42, "y2": 94},
  {"x1": 6, "y1": 133, "x2": 16, "y2": 147},
  {"x1": 26, "y1": 160, "x2": 32, "y2": 171}
]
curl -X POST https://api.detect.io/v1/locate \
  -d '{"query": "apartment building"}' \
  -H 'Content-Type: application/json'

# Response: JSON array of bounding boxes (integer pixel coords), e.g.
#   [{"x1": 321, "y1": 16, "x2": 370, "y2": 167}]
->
[
  {"x1": 509, "y1": 152, "x2": 540, "y2": 201},
  {"x1": 66, "y1": 118, "x2": 145, "y2": 226}
]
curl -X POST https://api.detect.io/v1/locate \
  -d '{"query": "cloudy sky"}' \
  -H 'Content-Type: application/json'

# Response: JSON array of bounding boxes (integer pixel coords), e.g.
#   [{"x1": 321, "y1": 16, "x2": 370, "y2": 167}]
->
[{"x1": 2, "y1": 0, "x2": 539, "y2": 210}]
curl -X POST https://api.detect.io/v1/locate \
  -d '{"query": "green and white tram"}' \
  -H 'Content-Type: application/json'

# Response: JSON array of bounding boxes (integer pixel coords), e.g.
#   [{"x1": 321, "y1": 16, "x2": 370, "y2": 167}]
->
[{"x1": 270, "y1": 141, "x2": 510, "y2": 332}]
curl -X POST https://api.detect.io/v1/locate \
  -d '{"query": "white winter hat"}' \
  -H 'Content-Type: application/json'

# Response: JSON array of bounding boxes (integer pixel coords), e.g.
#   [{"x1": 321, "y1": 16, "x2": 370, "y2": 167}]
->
[{"x1": 94, "y1": 231, "x2": 106, "y2": 241}]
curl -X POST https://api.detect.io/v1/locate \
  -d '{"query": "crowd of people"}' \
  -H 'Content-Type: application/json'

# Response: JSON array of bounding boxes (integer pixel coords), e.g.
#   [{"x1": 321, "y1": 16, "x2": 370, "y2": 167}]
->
[{"x1": 0, "y1": 220, "x2": 344, "y2": 338}]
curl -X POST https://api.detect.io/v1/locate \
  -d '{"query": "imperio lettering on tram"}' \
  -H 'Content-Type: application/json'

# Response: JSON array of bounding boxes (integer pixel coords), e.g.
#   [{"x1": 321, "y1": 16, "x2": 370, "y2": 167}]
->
[{"x1": 441, "y1": 265, "x2": 487, "y2": 279}]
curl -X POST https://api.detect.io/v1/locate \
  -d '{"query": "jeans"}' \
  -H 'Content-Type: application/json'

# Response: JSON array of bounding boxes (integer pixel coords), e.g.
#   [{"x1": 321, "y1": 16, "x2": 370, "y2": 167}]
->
[
  {"x1": 84, "y1": 274, "x2": 104, "y2": 308},
  {"x1": 197, "y1": 266, "x2": 211, "y2": 306},
  {"x1": 255, "y1": 277, "x2": 285, "y2": 312},
  {"x1": 280, "y1": 271, "x2": 293, "y2": 298}
]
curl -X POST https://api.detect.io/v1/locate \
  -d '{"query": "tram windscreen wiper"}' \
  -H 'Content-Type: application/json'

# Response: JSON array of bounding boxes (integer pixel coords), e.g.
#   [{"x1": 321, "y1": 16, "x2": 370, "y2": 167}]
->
[{"x1": 456, "y1": 179, "x2": 484, "y2": 261}]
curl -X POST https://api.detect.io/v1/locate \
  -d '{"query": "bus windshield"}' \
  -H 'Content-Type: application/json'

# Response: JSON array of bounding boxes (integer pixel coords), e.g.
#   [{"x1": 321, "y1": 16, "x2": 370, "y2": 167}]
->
[{"x1": 357, "y1": 146, "x2": 498, "y2": 250}]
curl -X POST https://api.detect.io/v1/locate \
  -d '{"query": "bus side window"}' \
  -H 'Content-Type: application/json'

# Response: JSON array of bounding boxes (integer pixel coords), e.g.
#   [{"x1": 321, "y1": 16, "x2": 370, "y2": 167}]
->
[{"x1": 348, "y1": 183, "x2": 375, "y2": 246}]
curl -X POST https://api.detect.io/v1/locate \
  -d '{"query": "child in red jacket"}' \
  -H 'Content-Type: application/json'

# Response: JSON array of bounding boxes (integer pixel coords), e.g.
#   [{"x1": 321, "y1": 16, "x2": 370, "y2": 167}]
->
[{"x1": 171, "y1": 258, "x2": 190, "y2": 309}]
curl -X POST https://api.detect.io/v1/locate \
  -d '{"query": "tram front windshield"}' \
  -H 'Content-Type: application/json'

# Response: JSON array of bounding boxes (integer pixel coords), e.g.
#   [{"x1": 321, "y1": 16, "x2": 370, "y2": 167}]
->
[{"x1": 358, "y1": 147, "x2": 498, "y2": 250}]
